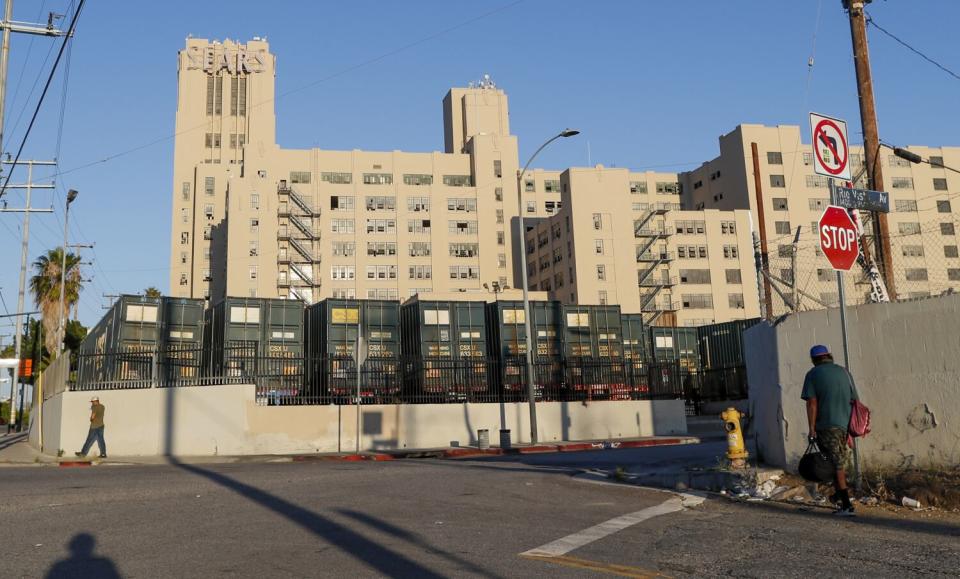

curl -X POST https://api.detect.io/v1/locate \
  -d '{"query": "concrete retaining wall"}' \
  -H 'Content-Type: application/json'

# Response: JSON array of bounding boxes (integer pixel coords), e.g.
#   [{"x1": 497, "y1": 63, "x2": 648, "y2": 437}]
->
[
  {"x1": 34, "y1": 386, "x2": 687, "y2": 457},
  {"x1": 746, "y1": 294, "x2": 960, "y2": 471}
]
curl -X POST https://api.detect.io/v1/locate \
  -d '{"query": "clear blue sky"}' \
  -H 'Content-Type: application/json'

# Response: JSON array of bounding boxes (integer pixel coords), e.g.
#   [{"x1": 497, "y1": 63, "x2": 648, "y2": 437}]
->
[{"x1": 0, "y1": 0, "x2": 957, "y2": 331}]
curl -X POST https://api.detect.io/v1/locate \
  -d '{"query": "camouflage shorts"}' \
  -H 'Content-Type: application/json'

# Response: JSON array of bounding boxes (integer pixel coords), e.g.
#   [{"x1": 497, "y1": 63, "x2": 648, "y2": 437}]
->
[{"x1": 817, "y1": 427, "x2": 851, "y2": 472}]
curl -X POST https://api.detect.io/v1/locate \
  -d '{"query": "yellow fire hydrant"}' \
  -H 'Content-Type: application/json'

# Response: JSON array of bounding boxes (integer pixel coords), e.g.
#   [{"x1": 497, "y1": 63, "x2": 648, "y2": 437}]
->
[{"x1": 721, "y1": 407, "x2": 749, "y2": 468}]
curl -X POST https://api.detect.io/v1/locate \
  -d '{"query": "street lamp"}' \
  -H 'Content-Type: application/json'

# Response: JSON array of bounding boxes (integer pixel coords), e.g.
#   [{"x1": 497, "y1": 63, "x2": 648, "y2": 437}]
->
[
  {"x1": 516, "y1": 128, "x2": 579, "y2": 444},
  {"x1": 57, "y1": 189, "x2": 78, "y2": 355}
]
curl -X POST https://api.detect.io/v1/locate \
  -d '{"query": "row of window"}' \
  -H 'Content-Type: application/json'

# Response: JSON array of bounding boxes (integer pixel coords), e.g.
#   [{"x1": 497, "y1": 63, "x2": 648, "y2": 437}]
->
[
  {"x1": 327, "y1": 265, "x2": 486, "y2": 281},
  {"x1": 282, "y1": 172, "x2": 474, "y2": 187}
]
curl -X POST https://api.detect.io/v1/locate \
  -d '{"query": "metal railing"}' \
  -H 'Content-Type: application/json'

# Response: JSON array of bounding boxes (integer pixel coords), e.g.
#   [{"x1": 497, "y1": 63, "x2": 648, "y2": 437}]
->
[{"x1": 67, "y1": 347, "x2": 743, "y2": 407}]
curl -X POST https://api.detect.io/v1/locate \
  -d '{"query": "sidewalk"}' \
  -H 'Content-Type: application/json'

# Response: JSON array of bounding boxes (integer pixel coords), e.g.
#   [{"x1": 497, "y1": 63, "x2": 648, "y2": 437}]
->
[{"x1": 0, "y1": 434, "x2": 701, "y2": 467}]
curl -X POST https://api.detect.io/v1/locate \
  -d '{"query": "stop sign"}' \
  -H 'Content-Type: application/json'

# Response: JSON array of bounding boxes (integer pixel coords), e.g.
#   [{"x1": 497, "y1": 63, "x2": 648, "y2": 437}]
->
[{"x1": 819, "y1": 205, "x2": 859, "y2": 271}]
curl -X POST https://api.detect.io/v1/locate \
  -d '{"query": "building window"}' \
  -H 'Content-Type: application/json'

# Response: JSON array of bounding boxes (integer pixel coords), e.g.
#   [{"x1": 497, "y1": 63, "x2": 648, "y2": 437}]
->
[
  {"x1": 366, "y1": 219, "x2": 396, "y2": 234},
  {"x1": 949, "y1": 269, "x2": 960, "y2": 281},
  {"x1": 728, "y1": 293, "x2": 745, "y2": 309},
  {"x1": 596, "y1": 265, "x2": 606, "y2": 281},
  {"x1": 772, "y1": 198, "x2": 788, "y2": 210},
  {"x1": 524, "y1": 180, "x2": 535, "y2": 193},
  {"x1": 802, "y1": 152, "x2": 813, "y2": 166},
  {"x1": 778, "y1": 244, "x2": 793, "y2": 258},
  {"x1": 769, "y1": 175, "x2": 786, "y2": 188},
  {"x1": 723, "y1": 245, "x2": 739, "y2": 259},
  {"x1": 407, "y1": 219, "x2": 430, "y2": 233},
  {"x1": 775, "y1": 221, "x2": 792, "y2": 235},
  {"x1": 679, "y1": 269, "x2": 711, "y2": 284},
  {"x1": 904, "y1": 268, "x2": 928, "y2": 282},
  {"x1": 494, "y1": 187, "x2": 503, "y2": 201},
  {"x1": 248, "y1": 266, "x2": 258, "y2": 280},
  {"x1": 409, "y1": 265, "x2": 432, "y2": 280},
  {"x1": 365, "y1": 196, "x2": 397, "y2": 211},
  {"x1": 681, "y1": 294, "x2": 713, "y2": 309},
  {"x1": 595, "y1": 240, "x2": 604, "y2": 255},
  {"x1": 895, "y1": 199, "x2": 918, "y2": 212},
  {"x1": 449, "y1": 265, "x2": 480, "y2": 280},
  {"x1": 725, "y1": 269, "x2": 742, "y2": 284},
  {"x1": 492, "y1": 160, "x2": 502, "y2": 178},
  {"x1": 407, "y1": 197, "x2": 430, "y2": 212},
  {"x1": 544, "y1": 180, "x2": 560, "y2": 193},
  {"x1": 496, "y1": 231, "x2": 505, "y2": 245},
  {"x1": 250, "y1": 193, "x2": 260, "y2": 210},
  {"x1": 291, "y1": 171, "x2": 313, "y2": 184},
  {"x1": 941, "y1": 222, "x2": 956, "y2": 236},
  {"x1": 181, "y1": 182, "x2": 191, "y2": 201},
  {"x1": 928, "y1": 156, "x2": 944, "y2": 168},
  {"x1": 721, "y1": 221, "x2": 736, "y2": 235},
  {"x1": 630, "y1": 181, "x2": 648, "y2": 194},
  {"x1": 365, "y1": 265, "x2": 397, "y2": 280},
  {"x1": 496, "y1": 209, "x2": 504, "y2": 224},
  {"x1": 898, "y1": 222, "x2": 921, "y2": 235},
  {"x1": 808, "y1": 198, "x2": 829, "y2": 211},
  {"x1": 498, "y1": 253, "x2": 507, "y2": 269},
  {"x1": 249, "y1": 241, "x2": 259, "y2": 257},
  {"x1": 938, "y1": 200, "x2": 952, "y2": 213},
  {"x1": 249, "y1": 218, "x2": 259, "y2": 233},
  {"x1": 366, "y1": 242, "x2": 397, "y2": 256},
  {"x1": 320, "y1": 172, "x2": 351, "y2": 184},
  {"x1": 408, "y1": 242, "x2": 431, "y2": 257},
  {"x1": 945, "y1": 245, "x2": 959, "y2": 258},
  {"x1": 933, "y1": 178, "x2": 948, "y2": 191},
  {"x1": 448, "y1": 220, "x2": 478, "y2": 235},
  {"x1": 179, "y1": 252, "x2": 188, "y2": 265},
  {"x1": 767, "y1": 152, "x2": 783, "y2": 165},
  {"x1": 592, "y1": 213, "x2": 602, "y2": 230},
  {"x1": 902, "y1": 245, "x2": 924, "y2": 257},
  {"x1": 363, "y1": 173, "x2": 393, "y2": 185},
  {"x1": 331, "y1": 219, "x2": 355, "y2": 234},
  {"x1": 656, "y1": 182, "x2": 679, "y2": 195},
  {"x1": 805, "y1": 175, "x2": 829, "y2": 188},
  {"x1": 330, "y1": 195, "x2": 355, "y2": 211},
  {"x1": 403, "y1": 174, "x2": 433, "y2": 186},
  {"x1": 204, "y1": 177, "x2": 215, "y2": 197},
  {"x1": 817, "y1": 269, "x2": 834, "y2": 282},
  {"x1": 598, "y1": 290, "x2": 608, "y2": 305},
  {"x1": 448, "y1": 198, "x2": 477, "y2": 212},
  {"x1": 889, "y1": 154, "x2": 912, "y2": 168},
  {"x1": 526, "y1": 201, "x2": 536, "y2": 213},
  {"x1": 449, "y1": 243, "x2": 479, "y2": 258},
  {"x1": 443, "y1": 175, "x2": 472, "y2": 187},
  {"x1": 891, "y1": 177, "x2": 914, "y2": 189},
  {"x1": 332, "y1": 241, "x2": 356, "y2": 257},
  {"x1": 330, "y1": 266, "x2": 356, "y2": 280}
]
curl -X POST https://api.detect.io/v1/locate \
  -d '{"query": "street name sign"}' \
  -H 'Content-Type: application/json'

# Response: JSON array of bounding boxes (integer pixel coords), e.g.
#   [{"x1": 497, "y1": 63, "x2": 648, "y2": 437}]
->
[
  {"x1": 832, "y1": 185, "x2": 890, "y2": 213},
  {"x1": 810, "y1": 112, "x2": 852, "y2": 181},
  {"x1": 819, "y1": 205, "x2": 859, "y2": 271}
]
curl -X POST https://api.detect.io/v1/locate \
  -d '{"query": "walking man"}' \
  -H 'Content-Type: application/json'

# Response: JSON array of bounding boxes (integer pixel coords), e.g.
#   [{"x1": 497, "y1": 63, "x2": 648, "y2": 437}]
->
[
  {"x1": 801, "y1": 345, "x2": 856, "y2": 516},
  {"x1": 75, "y1": 396, "x2": 106, "y2": 459}
]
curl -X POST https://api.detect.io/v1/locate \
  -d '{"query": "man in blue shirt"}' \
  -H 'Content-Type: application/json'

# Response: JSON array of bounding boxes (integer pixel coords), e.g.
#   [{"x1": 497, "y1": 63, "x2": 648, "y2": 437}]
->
[{"x1": 801, "y1": 344, "x2": 857, "y2": 516}]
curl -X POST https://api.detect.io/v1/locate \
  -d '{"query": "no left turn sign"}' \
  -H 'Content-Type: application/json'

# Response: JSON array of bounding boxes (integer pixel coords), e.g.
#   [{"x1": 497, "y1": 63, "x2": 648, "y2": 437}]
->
[{"x1": 810, "y1": 112, "x2": 852, "y2": 181}]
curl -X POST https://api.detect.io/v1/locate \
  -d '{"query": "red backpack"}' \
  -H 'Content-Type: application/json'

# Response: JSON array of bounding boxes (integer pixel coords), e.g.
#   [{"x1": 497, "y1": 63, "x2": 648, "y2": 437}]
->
[{"x1": 846, "y1": 372, "x2": 871, "y2": 447}]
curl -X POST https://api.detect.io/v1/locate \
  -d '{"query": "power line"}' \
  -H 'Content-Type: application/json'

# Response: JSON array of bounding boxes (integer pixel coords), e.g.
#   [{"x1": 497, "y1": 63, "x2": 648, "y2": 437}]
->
[
  {"x1": 866, "y1": 12, "x2": 960, "y2": 83},
  {"x1": 0, "y1": 0, "x2": 86, "y2": 200}
]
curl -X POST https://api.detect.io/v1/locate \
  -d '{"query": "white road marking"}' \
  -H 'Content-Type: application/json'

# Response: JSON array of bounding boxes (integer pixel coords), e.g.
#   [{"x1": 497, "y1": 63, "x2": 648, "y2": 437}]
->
[{"x1": 521, "y1": 493, "x2": 702, "y2": 558}]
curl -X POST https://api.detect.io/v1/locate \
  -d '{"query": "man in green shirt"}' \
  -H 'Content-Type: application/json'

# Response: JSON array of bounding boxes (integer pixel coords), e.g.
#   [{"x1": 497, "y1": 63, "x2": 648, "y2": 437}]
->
[
  {"x1": 801, "y1": 344, "x2": 857, "y2": 516},
  {"x1": 75, "y1": 397, "x2": 107, "y2": 459}
]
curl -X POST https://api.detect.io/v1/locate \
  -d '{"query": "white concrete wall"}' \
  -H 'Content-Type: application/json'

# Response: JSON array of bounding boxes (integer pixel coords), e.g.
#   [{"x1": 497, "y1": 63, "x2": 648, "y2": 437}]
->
[
  {"x1": 746, "y1": 294, "x2": 960, "y2": 471},
  {"x1": 35, "y1": 386, "x2": 687, "y2": 457}
]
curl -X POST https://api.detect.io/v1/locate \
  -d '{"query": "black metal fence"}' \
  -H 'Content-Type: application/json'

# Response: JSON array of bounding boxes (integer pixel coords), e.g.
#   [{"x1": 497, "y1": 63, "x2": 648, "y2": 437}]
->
[{"x1": 70, "y1": 347, "x2": 747, "y2": 408}]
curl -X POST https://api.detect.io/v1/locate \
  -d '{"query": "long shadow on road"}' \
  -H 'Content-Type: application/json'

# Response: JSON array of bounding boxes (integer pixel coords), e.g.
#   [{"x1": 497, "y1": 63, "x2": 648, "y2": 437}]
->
[{"x1": 172, "y1": 460, "x2": 454, "y2": 578}]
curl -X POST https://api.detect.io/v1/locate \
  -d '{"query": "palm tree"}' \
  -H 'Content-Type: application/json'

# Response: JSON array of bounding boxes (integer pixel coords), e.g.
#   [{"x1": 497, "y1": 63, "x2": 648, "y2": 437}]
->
[
  {"x1": 29, "y1": 247, "x2": 83, "y2": 353},
  {"x1": 143, "y1": 286, "x2": 162, "y2": 298}
]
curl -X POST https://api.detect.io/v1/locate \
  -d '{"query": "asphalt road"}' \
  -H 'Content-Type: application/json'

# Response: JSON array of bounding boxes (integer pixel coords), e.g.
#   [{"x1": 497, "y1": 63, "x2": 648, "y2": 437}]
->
[{"x1": 2, "y1": 449, "x2": 958, "y2": 578}]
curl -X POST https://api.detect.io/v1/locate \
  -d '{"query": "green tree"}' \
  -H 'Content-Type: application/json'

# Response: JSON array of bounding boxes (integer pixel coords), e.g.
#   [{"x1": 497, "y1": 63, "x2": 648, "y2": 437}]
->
[
  {"x1": 144, "y1": 286, "x2": 162, "y2": 298},
  {"x1": 29, "y1": 247, "x2": 83, "y2": 354}
]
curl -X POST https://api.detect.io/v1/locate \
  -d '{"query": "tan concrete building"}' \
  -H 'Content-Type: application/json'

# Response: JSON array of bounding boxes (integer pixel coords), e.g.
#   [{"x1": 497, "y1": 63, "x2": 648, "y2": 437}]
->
[
  {"x1": 170, "y1": 38, "x2": 561, "y2": 303},
  {"x1": 525, "y1": 166, "x2": 760, "y2": 326},
  {"x1": 169, "y1": 39, "x2": 959, "y2": 326},
  {"x1": 680, "y1": 124, "x2": 960, "y2": 313}
]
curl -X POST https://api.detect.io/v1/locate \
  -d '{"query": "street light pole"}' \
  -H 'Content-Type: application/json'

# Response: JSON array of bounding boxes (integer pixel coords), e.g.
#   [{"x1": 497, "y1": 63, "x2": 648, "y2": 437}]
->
[
  {"x1": 57, "y1": 189, "x2": 78, "y2": 355},
  {"x1": 516, "y1": 129, "x2": 579, "y2": 445}
]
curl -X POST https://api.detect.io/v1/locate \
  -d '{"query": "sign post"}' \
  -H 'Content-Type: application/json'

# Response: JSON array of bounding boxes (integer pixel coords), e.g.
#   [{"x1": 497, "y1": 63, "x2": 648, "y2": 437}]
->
[{"x1": 819, "y1": 184, "x2": 862, "y2": 488}]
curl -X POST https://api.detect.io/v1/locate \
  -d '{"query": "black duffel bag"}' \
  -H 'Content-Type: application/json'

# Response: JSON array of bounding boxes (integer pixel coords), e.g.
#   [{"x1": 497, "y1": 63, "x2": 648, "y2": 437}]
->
[{"x1": 798, "y1": 440, "x2": 834, "y2": 483}]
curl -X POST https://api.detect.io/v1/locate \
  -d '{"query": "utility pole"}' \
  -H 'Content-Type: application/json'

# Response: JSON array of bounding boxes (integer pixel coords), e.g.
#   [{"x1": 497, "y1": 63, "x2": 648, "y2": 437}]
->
[
  {"x1": 0, "y1": 159, "x2": 55, "y2": 431},
  {"x1": 0, "y1": 2, "x2": 67, "y2": 168},
  {"x1": 844, "y1": 0, "x2": 896, "y2": 299},
  {"x1": 750, "y1": 143, "x2": 774, "y2": 318}
]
